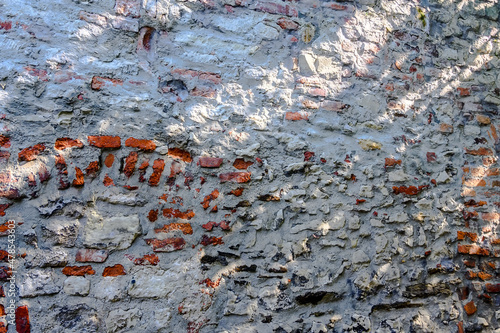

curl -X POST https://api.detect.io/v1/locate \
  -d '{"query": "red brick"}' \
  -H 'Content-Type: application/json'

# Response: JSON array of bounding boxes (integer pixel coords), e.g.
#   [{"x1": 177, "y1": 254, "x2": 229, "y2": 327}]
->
[
  {"x1": 24, "y1": 66, "x2": 49, "y2": 81},
  {"x1": 16, "y1": 305, "x2": 30, "y2": 333},
  {"x1": 85, "y1": 161, "x2": 100, "y2": 176},
  {"x1": 75, "y1": 249, "x2": 108, "y2": 263},
  {"x1": 457, "y1": 231, "x2": 478, "y2": 242},
  {"x1": 201, "y1": 189, "x2": 219, "y2": 209},
  {"x1": 0, "y1": 135, "x2": 10, "y2": 148},
  {"x1": 200, "y1": 235, "x2": 224, "y2": 246},
  {"x1": 392, "y1": 185, "x2": 429, "y2": 195},
  {"x1": 0, "y1": 204, "x2": 9, "y2": 217},
  {"x1": 168, "y1": 148, "x2": 192, "y2": 163},
  {"x1": 149, "y1": 159, "x2": 165, "y2": 186},
  {"x1": 145, "y1": 237, "x2": 186, "y2": 252},
  {"x1": 62, "y1": 265, "x2": 95, "y2": 276},
  {"x1": 385, "y1": 158, "x2": 401, "y2": 168},
  {"x1": 457, "y1": 87, "x2": 470, "y2": 96},
  {"x1": 103, "y1": 264, "x2": 126, "y2": 277},
  {"x1": 0, "y1": 21, "x2": 12, "y2": 31},
  {"x1": 18, "y1": 144, "x2": 46, "y2": 161},
  {"x1": 233, "y1": 159, "x2": 254, "y2": 170},
  {"x1": 104, "y1": 154, "x2": 115, "y2": 168},
  {"x1": 155, "y1": 223, "x2": 193, "y2": 235},
  {"x1": 171, "y1": 69, "x2": 221, "y2": 85},
  {"x1": 103, "y1": 174, "x2": 114, "y2": 187},
  {"x1": 148, "y1": 209, "x2": 158, "y2": 222},
  {"x1": 72, "y1": 167, "x2": 84, "y2": 187},
  {"x1": 124, "y1": 151, "x2": 138, "y2": 178},
  {"x1": 229, "y1": 188, "x2": 244, "y2": 196},
  {"x1": 54, "y1": 138, "x2": 83, "y2": 150},
  {"x1": 162, "y1": 208, "x2": 195, "y2": 220},
  {"x1": 277, "y1": 17, "x2": 299, "y2": 30},
  {"x1": 465, "y1": 147, "x2": 494, "y2": 156},
  {"x1": 464, "y1": 301, "x2": 477, "y2": 315},
  {"x1": 285, "y1": 112, "x2": 309, "y2": 121},
  {"x1": 463, "y1": 199, "x2": 486, "y2": 207},
  {"x1": 199, "y1": 157, "x2": 223, "y2": 168},
  {"x1": 191, "y1": 86, "x2": 217, "y2": 98},
  {"x1": 88, "y1": 136, "x2": 121, "y2": 148},
  {"x1": 220, "y1": 172, "x2": 251, "y2": 183},
  {"x1": 169, "y1": 160, "x2": 182, "y2": 178},
  {"x1": 133, "y1": 254, "x2": 159, "y2": 266},
  {"x1": 458, "y1": 244, "x2": 490, "y2": 256},
  {"x1": 125, "y1": 137, "x2": 156, "y2": 152},
  {"x1": 0, "y1": 266, "x2": 11, "y2": 281},
  {"x1": 91, "y1": 76, "x2": 123, "y2": 90}
]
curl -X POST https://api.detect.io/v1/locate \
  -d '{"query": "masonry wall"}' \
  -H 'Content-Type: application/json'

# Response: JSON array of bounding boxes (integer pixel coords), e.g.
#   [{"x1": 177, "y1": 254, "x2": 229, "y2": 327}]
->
[{"x1": 1, "y1": 0, "x2": 500, "y2": 332}]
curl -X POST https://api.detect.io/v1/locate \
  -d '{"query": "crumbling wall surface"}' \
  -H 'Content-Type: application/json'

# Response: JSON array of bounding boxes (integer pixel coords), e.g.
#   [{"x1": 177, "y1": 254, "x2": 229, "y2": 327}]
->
[{"x1": 0, "y1": 0, "x2": 499, "y2": 331}]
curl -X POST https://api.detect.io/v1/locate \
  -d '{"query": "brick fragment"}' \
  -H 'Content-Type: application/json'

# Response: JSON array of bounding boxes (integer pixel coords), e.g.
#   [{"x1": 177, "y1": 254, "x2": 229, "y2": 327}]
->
[
  {"x1": 103, "y1": 174, "x2": 114, "y2": 187},
  {"x1": 133, "y1": 254, "x2": 159, "y2": 266},
  {"x1": 55, "y1": 138, "x2": 83, "y2": 150},
  {"x1": 277, "y1": 17, "x2": 299, "y2": 30},
  {"x1": 102, "y1": 264, "x2": 126, "y2": 277},
  {"x1": 201, "y1": 189, "x2": 219, "y2": 209},
  {"x1": 104, "y1": 154, "x2": 115, "y2": 168},
  {"x1": 285, "y1": 112, "x2": 309, "y2": 121},
  {"x1": 200, "y1": 235, "x2": 224, "y2": 246},
  {"x1": 145, "y1": 237, "x2": 186, "y2": 252},
  {"x1": 62, "y1": 265, "x2": 95, "y2": 276},
  {"x1": 155, "y1": 223, "x2": 193, "y2": 235},
  {"x1": 233, "y1": 159, "x2": 254, "y2": 170},
  {"x1": 229, "y1": 188, "x2": 244, "y2": 196},
  {"x1": 75, "y1": 249, "x2": 108, "y2": 263},
  {"x1": 85, "y1": 161, "x2": 100, "y2": 176},
  {"x1": 457, "y1": 231, "x2": 478, "y2": 242},
  {"x1": 148, "y1": 209, "x2": 158, "y2": 222},
  {"x1": 0, "y1": 204, "x2": 9, "y2": 217},
  {"x1": 16, "y1": 305, "x2": 30, "y2": 333},
  {"x1": 125, "y1": 137, "x2": 156, "y2": 152},
  {"x1": 18, "y1": 144, "x2": 46, "y2": 162},
  {"x1": 91, "y1": 76, "x2": 123, "y2": 90},
  {"x1": 385, "y1": 158, "x2": 401, "y2": 168},
  {"x1": 392, "y1": 185, "x2": 429, "y2": 195},
  {"x1": 88, "y1": 136, "x2": 121, "y2": 148},
  {"x1": 162, "y1": 208, "x2": 195, "y2": 220},
  {"x1": 464, "y1": 301, "x2": 477, "y2": 315},
  {"x1": 114, "y1": 0, "x2": 141, "y2": 17},
  {"x1": 149, "y1": 159, "x2": 165, "y2": 186},
  {"x1": 168, "y1": 148, "x2": 192, "y2": 162},
  {"x1": 199, "y1": 157, "x2": 223, "y2": 168},
  {"x1": 458, "y1": 244, "x2": 489, "y2": 256},
  {"x1": 485, "y1": 283, "x2": 500, "y2": 293},
  {"x1": 124, "y1": 151, "x2": 138, "y2": 178},
  {"x1": 72, "y1": 167, "x2": 84, "y2": 187},
  {"x1": 0, "y1": 151, "x2": 9, "y2": 163},
  {"x1": 219, "y1": 172, "x2": 251, "y2": 183}
]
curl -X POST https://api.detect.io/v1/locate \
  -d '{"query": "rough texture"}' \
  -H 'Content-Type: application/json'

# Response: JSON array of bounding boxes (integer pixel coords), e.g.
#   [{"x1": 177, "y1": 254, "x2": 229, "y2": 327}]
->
[{"x1": 1, "y1": 0, "x2": 500, "y2": 332}]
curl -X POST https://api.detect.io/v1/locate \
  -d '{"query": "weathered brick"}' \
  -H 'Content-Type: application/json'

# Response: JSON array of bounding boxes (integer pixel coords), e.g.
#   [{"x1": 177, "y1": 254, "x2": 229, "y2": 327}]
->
[
  {"x1": 88, "y1": 136, "x2": 121, "y2": 148},
  {"x1": 133, "y1": 254, "x2": 159, "y2": 266},
  {"x1": 91, "y1": 76, "x2": 123, "y2": 90},
  {"x1": 124, "y1": 151, "x2": 138, "y2": 178},
  {"x1": 62, "y1": 265, "x2": 95, "y2": 276},
  {"x1": 392, "y1": 185, "x2": 429, "y2": 195},
  {"x1": 201, "y1": 189, "x2": 219, "y2": 209},
  {"x1": 148, "y1": 209, "x2": 158, "y2": 222},
  {"x1": 114, "y1": 0, "x2": 140, "y2": 17},
  {"x1": 104, "y1": 154, "x2": 115, "y2": 168},
  {"x1": 219, "y1": 172, "x2": 251, "y2": 183},
  {"x1": 162, "y1": 208, "x2": 195, "y2": 220},
  {"x1": 103, "y1": 264, "x2": 126, "y2": 277},
  {"x1": 155, "y1": 223, "x2": 193, "y2": 235},
  {"x1": 145, "y1": 237, "x2": 186, "y2": 252},
  {"x1": 233, "y1": 159, "x2": 253, "y2": 170},
  {"x1": 18, "y1": 144, "x2": 46, "y2": 161},
  {"x1": 149, "y1": 159, "x2": 165, "y2": 186},
  {"x1": 75, "y1": 249, "x2": 108, "y2": 263},
  {"x1": 200, "y1": 235, "x2": 224, "y2": 246},
  {"x1": 465, "y1": 147, "x2": 494, "y2": 156},
  {"x1": 458, "y1": 244, "x2": 489, "y2": 256},
  {"x1": 125, "y1": 137, "x2": 156, "y2": 152},
  {"x1": 254, "y1": 1, "x2": 298, "y2": 17},
  {"x1": 385, "y1": 158, "x2": 401, "y2": 168},
  {"x1": 285, "y1": 112, "x2": 309, "y2": 121},
  {"x1": 229, "y1": 188, "x2": 244, "y2": 196},
  {"x1": 277, "y1": 17, "x2": 299, "y2": 30},
  {"x1": 16, "y1": 305, "x2": 30, "y2": 333},
  {"x1": 54, "y1": 138, "x2": 83, "y2": 150},
  {"x1": 168, "y1": 148, "x2": 192, "y2": 163},
  {"x1": 85, "y1": 161, "x2": 100, "y2": 176},
  {"x1": 485, "y1": 283, "x2": 500, "y2": 293},
  {"x1": 0, "y1": 151, "x2": 9, "y2": 163},
  {"x1": 464, "y1": 300, "x2": 477, "y2": 315},
  {"x1": 198, "y1": 157, "x2": 223, "y2": 168},
  {"x1": 103, "y1": 174, "x2": 115, "y2": 187},
  {"x1": 72, "y1": 167, "x2": 84, "y2": 187}
]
